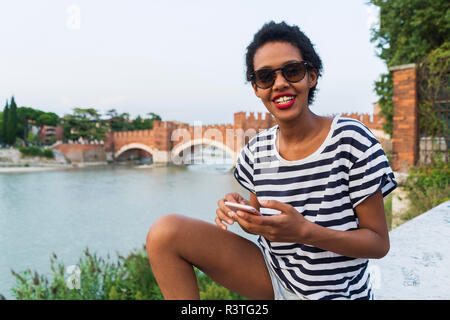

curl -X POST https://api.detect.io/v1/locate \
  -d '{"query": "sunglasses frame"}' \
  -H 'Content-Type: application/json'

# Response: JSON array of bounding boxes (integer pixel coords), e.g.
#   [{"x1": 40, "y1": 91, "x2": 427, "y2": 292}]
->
[{"x1": 251, "y1": 61, "x2": 312, "y2": 89}]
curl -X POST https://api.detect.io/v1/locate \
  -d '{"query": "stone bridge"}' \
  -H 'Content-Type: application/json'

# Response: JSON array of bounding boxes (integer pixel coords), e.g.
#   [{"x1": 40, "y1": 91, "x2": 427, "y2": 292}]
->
[
  {"x1": 54, "y1": 107, "x2": 388, "y2": 165},
  {"x1": 109, "y1": 112, "x2": 276, "y2": 164}
]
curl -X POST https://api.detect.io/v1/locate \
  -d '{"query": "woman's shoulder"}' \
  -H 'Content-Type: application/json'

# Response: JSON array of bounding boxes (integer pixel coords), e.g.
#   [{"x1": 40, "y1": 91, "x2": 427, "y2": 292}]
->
[
  {"x1": 245, "y1": 125, "x2": 278, "y2": 151},
  {"x1": 334, "y1": 116, "x2": 379, "y2": 146},
  {"x1": 328, "y1": 115, "x2": 384, "y2": 160}
]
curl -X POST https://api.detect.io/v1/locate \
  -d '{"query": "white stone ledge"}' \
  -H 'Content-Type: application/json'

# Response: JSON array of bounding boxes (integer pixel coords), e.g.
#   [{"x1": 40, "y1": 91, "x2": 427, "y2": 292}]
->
[{"x1": 370, "y1": 200, "x2": 450, "y2": 299}]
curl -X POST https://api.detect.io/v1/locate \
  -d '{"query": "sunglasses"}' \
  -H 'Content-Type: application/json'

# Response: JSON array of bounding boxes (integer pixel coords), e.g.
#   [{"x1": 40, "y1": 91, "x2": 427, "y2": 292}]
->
[{"x1": 251, "y1": 61, "x2": 312, "y2": 89}]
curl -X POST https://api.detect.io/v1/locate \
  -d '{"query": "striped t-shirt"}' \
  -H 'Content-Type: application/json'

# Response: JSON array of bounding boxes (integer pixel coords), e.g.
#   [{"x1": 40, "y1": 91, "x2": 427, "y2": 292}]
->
[{"x1": 234, "y1": 115, "x2": 397, "y2": 300}]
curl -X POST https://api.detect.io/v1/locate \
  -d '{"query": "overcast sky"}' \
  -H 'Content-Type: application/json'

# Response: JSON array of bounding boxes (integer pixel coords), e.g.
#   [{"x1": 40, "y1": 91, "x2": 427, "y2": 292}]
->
[{"x1": 0, "y1": 0, "x2": 383, "y2": 125}]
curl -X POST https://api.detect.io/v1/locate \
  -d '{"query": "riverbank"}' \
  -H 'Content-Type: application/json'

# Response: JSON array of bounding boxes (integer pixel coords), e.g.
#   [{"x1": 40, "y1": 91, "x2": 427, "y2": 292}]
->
[
  {"x1": 0, "y1": 162, "x2": 112, "y2": 173},
  {"x1": 0, "y1": 148, "x2": 111, "y2": 173},
  {"x1": 0, "y1": 166, "x2": 70, "y2": 173}
]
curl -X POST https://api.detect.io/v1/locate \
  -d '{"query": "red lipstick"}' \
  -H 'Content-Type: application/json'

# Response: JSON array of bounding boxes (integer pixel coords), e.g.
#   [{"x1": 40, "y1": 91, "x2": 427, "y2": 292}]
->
[{"x1": 272, "y1": 94, "x2": 296, "y2": 110}]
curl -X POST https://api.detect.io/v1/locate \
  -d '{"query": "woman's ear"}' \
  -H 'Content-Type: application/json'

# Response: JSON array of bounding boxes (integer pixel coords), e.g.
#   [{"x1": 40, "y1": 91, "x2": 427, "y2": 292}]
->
[
  {"x1": 252, "y1": 82, "x2": 262, "y2": 99},
  {"x1": 307, "y1": 69, "x2": 318, "y2": 89}
]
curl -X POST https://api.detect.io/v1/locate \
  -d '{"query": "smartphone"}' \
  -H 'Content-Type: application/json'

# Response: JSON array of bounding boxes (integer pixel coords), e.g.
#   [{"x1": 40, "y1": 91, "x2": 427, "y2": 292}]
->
[{"x1": 224, "y1": 201, "x2": 260, "y2": 215}]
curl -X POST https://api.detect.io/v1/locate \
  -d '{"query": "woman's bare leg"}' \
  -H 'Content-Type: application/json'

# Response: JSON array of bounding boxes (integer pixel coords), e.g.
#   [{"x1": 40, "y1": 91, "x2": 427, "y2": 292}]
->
[{"x1": 146, "y1": 214, "x2": 274, "y2": 300}]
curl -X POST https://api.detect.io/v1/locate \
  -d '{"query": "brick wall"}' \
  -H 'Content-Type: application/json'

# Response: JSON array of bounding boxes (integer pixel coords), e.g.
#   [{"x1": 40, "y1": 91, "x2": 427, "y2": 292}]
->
[
  {"x1": 233, "y1": 111, "x2": 275, "y2": 132},
  {"x1": 53, "y1": 144, "x2": 106, "y2": 163},
  {"x1": 390, "y1": 64, "x2": 419, "y2": 172}
]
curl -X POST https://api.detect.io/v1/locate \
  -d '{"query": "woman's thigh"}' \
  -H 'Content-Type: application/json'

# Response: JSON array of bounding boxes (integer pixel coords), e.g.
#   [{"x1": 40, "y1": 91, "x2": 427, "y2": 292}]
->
[{"x1": 147, "y1": 213, "x2": 274, "y2": 300}]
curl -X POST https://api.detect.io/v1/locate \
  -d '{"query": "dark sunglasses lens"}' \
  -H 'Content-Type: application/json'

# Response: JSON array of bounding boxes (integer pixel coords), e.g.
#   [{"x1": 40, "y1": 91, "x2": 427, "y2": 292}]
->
[
  {"x1": 282, "y1": 63, "x2": 306, "y2": 82},
  {"x1": 254, "y1": 69, "x2": 275, "y2": 88}
]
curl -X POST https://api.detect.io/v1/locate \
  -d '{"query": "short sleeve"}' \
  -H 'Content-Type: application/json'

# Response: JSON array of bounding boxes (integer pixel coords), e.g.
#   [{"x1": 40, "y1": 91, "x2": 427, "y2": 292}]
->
[
  {"x1": 233, "y1": 143, "x2": 255, "y2": 194},
  {"x1": 349, "y1": 142, "x2": 397, "y2": 208}
]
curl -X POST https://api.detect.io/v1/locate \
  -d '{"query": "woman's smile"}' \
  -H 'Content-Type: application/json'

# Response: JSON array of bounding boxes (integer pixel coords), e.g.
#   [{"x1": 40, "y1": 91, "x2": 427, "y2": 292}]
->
[{"x1": 272, "y1": 93, "x2": 297, "y2": 109}]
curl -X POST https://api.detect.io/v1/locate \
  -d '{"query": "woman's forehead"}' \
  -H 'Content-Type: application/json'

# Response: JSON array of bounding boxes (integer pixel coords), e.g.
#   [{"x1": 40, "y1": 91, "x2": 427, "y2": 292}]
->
[{"x1": 253, "y1": 41, "x2": 303, "y2": 69}]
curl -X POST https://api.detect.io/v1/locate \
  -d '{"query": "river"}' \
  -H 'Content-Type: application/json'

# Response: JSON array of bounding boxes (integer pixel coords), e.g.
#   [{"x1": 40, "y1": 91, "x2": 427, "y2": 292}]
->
[{"x1": 0, "y1": 163, "x2": 256, "y2": 299}]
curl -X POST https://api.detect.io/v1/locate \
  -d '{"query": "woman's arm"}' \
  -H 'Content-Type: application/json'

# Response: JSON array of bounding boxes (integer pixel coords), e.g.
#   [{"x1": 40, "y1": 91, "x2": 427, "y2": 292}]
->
[
  {"x1": 234, "y1": 191, "x2": 390, "y2": 259},
  {"x1": 305, "y1": 191, "x2": 390, "y2": 259}
]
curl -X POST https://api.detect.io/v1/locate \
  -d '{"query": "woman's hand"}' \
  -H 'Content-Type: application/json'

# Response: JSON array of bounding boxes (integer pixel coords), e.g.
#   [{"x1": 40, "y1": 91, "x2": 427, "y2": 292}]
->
[
  {"x1": 215, "y1": 192, "x2": 250, "y2": 230},
  {"x1": 234, "y1": 199, "x2": 312, "y2": 243}
]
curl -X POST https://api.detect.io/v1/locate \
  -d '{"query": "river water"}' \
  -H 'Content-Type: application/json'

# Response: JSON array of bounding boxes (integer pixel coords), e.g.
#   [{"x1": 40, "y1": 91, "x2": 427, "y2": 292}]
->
[{"x1": 0, "y1": 163, "x2": 256, "y2": 299}]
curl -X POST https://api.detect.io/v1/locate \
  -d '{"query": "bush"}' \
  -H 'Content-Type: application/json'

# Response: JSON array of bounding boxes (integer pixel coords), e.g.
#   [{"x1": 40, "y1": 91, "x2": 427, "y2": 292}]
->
[
  {"x1": 10, "y1": 246, "x2": 246, "y2": 300},
  {"x1": 18, "y1": 146, "x2": 54, "y2": 159},
  {"x1": 384, "y1": 194, "x2": 393, "y2": 230},
  {"x1": 43, "y1": 148, "x2": 54, "y2": 159},
  {"x1": 402, "y1": 154, "x2": 450, "y2": 220}
]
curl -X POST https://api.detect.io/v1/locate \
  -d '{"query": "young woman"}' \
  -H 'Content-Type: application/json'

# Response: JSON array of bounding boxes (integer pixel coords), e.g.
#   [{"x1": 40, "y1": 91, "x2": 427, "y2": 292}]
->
[{"x1": 146, "y1": 21, "x2": 397, "y2": 300}]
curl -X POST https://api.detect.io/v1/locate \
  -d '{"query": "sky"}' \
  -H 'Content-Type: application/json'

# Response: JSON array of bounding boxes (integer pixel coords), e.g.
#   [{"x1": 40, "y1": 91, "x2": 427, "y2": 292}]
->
[{"x1": 0, "y1": 0, "x2": 383, "y2": 125}]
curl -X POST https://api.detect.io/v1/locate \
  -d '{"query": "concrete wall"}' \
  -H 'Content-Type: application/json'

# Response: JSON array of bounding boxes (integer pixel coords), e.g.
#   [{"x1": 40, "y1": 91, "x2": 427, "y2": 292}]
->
[{"x1": 371, "y1": 200, "x2": 450, "y2": 299}]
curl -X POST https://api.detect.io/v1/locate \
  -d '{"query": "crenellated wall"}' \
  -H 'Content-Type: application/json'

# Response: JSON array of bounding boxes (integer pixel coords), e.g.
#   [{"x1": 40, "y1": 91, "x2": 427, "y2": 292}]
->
[
  {"x1": 57, "y1": 108, "x2": 394, "y2": 165},
  {"x1": 233, "y1": 111, "x2": 275, "y2": 131}
]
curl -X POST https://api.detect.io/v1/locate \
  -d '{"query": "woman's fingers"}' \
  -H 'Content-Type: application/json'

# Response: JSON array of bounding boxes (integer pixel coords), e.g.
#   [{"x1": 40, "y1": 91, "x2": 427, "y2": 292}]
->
[
  {"x1": 215, "y1": 205, "x2": 234, "y2": 229},
  {"x1": 215, "y1": 193, "x2": 251, "y2": 231},
  {"x1": 225, "y1": 192, "x2": 246, "y2": 204},
  {"x1": 218, "y1": 198, "x2": 235, "y2": 220},
  {"x1": 214, "y1": 216, "x2": 227, "y2": 230}
]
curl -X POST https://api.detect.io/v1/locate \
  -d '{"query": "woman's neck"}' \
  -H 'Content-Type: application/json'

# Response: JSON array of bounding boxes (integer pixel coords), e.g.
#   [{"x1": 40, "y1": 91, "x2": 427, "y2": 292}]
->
[{"x1": 276, "y1": 109, "x2": 322, "y2": 146}]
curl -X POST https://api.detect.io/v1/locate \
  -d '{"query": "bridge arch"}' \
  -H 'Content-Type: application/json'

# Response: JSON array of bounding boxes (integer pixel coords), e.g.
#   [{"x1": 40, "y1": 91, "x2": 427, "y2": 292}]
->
[
  {"x1": 114, "y1": 143, "x2": 156, "y2": 160},
  {"x1": 171, "y1": 138, "x2": 237, "y2": 165}
]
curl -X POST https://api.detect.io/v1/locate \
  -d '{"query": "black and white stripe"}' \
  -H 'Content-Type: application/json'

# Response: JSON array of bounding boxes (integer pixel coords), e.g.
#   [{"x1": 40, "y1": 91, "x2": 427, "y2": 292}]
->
[{"x1": 234, "y1": 115, "x2": 397, "y2": 300}]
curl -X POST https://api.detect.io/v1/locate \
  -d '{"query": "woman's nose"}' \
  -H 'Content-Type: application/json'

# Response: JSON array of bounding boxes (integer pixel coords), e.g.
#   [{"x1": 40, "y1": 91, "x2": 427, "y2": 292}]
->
[{"x1": 272, "y1": 70, "x2": 289, "y2": 90}]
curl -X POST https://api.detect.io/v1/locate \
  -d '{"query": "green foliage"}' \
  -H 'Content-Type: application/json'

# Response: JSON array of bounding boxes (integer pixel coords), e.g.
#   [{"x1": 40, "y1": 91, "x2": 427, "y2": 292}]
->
[
  {"x1": 106, "y1": 109, "x2": 161, "y2": 132},
  {"x1": 368, "y1": 0, "x2": 449, "y2": 137},
  {"x1": 195, "y1": 268, "x2": 246, "y2": 300},
  {"x1": 384, "y1": 194, "x2": 393, "y2": 230},
  {"x1": 369, "y1": 0, "x2": 449, "y2": 67},
  {"x1": 61, "y1": 108, "x2": 108, "y2": 142},
  {"x1": 402, "y1": 154, "x2": 450, "y2": 220},
  {"x1": 2, "y1": 103, "x2": 8, "y2": 143},
  {"x1": 373, "y1": 73, "x2": 393, "y2": 136},
  {"x1": 43, "y1": 148, "x2": 55, "y2": 159},
  {"x1": 1, "y1": 100, "x2": 60, "y2": 144},
  {"x1": 417, "y1": 42, "x2": 450, "y2": 144},
  {"x1": 6, "y1": 97, "x2": 18, "y2": 145},
  {"x1": 10, "y1": 247, "x2": 246, "y2": 300},
  {"x1": 36, "y1": 112, "x2": 59, "y2": 127},
  {"x1": 26, "y1": 132, "x2": 37, "y2": 143},
  {"x1": 19, "y1": 146, "x2": 54, "y2": 159},
  {"x1": 0, "y1": 106, "x2": 5, "y2": 143}
]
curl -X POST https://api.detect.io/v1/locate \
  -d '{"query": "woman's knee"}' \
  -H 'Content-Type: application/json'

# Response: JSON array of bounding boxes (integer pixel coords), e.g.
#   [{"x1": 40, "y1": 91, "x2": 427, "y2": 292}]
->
[{"x1": 146, "y1": 214, "x2": 185, "y2": 255}]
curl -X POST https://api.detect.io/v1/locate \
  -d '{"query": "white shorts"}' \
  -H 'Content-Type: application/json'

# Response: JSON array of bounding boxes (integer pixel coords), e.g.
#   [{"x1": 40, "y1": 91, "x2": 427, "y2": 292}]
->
[{"x1": 260, "y1": 246, "x2": 306, "y2": 300}]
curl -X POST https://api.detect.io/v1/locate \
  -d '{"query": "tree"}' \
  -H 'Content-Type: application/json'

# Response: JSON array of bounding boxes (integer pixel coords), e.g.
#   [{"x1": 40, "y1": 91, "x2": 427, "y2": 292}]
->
[
  {"x1": 147, "y1": 112, "x2": 161, "y2": 121},
  {"x1": 61, "y1": 107, "x2": 107, "y2": 141},
  {"x1": 6, "y1": 96, "x2": 18, "y2": 145},
  {"x1": 1, "y1": 100, "x2": 8, "y2": 144},
  {"x1": 17, "y1": 106, "x2": 40, "y2": 143},
  {"x1": 106, "y1": 109, "x2": 132, "y2": 132},
  {"x1": 0, "y1": 111, "x2": 2, "y2": 143},
  {"x1": 37, "y1": 112, "x2": 59, "y2": 127},
  {"x1": 368, "y1": 0, "x2": 449, "y2": 136},
  {"x1": 104, "y1": 110, "x2": 162, "y2": 132}
]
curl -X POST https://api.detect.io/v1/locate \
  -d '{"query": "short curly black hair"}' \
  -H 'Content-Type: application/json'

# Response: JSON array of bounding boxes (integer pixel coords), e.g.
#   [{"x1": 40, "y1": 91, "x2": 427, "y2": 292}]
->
[{"x1": 245, "y1": 21, "x2": 323, "y2": 106}]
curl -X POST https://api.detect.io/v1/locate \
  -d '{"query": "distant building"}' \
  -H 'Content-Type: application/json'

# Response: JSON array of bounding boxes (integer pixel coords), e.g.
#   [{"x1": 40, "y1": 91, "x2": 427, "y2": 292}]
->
[{"x1": 40, "y1": 125, "x2": 63, "y2": 144}]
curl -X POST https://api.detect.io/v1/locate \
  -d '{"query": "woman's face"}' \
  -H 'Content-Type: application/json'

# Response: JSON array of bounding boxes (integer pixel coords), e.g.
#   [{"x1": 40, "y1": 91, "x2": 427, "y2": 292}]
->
[{"x1": 251, "y1": 41, "x2": 317, "y2": 122}]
